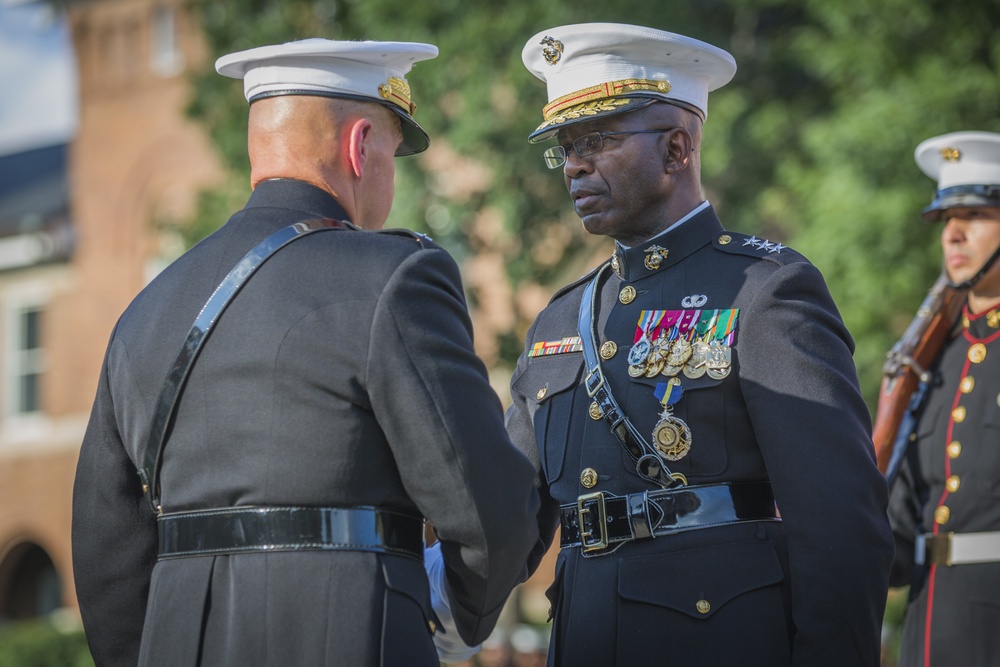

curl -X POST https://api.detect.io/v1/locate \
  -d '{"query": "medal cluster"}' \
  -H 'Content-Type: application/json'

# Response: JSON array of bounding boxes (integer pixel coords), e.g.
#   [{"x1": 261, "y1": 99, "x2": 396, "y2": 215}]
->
[
  {"x1": 627, "y1": 309, "x2": 739, "y2": 380},
  {"x1": 627, "y1": 309, "x2": 740, "y2": 461}
]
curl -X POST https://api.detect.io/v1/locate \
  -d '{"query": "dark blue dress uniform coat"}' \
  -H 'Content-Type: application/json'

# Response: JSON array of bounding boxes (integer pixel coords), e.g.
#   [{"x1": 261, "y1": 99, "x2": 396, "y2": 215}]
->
[
  {"x1": 72, "y1": 179, "x2": 540, "y2": 667},
  {"x1": 889, "y1": 304, "x2": 1000, "y2": 667},
  {"x1": 506, "y1": 205, "x2": 894, "y2": 666}
]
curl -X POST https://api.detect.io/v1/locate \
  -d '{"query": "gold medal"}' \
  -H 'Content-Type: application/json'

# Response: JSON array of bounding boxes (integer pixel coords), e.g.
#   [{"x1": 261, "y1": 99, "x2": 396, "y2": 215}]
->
[
  {"x1": 645, "y1": 357, "x2": 666, "y2": 377},
  {"x1": 666, "y1": 337, "x2": 693, "y2": 367},
  {"x1": 661, "y1": 363, "x2": 683, "y2": 377},
  {"x1": 683, "y1": 339, "x2": 708, "y2": 379},
  {"x1": 705, "y1": 342, "x2": 732, "y2": 380},
  {"x1": 628, "y1": 364, "x2": 646, "y2": 377},
  {"x1": 653, "y1": 411, "x2": 692, "y2": 460},
  {"x1": 652, "y1": 377, "x2": 692, "y2": 460}
]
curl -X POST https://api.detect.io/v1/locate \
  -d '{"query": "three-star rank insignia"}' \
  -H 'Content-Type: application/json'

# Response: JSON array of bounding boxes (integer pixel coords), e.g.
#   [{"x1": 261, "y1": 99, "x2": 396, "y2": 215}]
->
[
  {"x1": 741, "y1": 235, "x2": 785, "y2": 254},
  {"x1": 644, "y1": 245, "x2": 668, "y2": 271}
]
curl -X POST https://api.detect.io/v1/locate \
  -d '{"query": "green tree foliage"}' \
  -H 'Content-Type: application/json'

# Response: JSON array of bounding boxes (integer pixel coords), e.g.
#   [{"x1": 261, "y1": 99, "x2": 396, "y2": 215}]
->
[{"x1": 184, "y1": 0, "x2": 1000, "y2": 408}]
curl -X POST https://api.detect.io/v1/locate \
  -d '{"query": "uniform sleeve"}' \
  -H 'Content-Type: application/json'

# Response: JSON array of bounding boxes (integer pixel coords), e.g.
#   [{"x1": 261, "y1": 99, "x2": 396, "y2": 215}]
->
[
  {"x1": 366, "y1": 246, "x2": 541, "y2": 646},
  {"x1": 887, "y1": 452, "x2": 922, "y2": 587},
  {"x1": 504, "y1": 322, "x2": 563, "y2": 578},
  {"x1": 736, "y1": 261, "x2": 894, "y2": 666},
  {"x1": 72, "y1": 340, "x2": 159, "y2": 667}
]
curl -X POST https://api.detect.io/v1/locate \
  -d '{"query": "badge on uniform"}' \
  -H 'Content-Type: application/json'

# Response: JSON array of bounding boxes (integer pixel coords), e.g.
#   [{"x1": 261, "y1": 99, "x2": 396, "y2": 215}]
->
[
  {"x1": 627, "y1": 309, "x2": 740, "y2": 461},
  {"x1": 627, "y1": 309, "x2": 739, "y2": 379},
  {"x1": 652, "y1": 377, "x2": 692, "y2": 460},
  {"x1": 528, "y1": 336, "x2": 583, "y2": 357}
]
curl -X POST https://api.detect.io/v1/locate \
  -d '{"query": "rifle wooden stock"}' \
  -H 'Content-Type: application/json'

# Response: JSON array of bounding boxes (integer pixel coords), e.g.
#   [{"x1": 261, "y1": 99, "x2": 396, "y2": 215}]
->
[{"x1": 873, "y1": 275, "x2": 966, "y2": 474}]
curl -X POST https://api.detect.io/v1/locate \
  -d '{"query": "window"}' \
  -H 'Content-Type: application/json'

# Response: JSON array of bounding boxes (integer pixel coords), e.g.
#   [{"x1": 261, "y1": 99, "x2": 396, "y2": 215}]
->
[
  {"x1": 11, "y1": 305, "x2": 43, "y2": 416},
  {"x1": 150, "y1": 5, "x2": 183, "y2": 77},
  {"x1": 4, "y1": 290, "x2": 46, "y2": 422}
]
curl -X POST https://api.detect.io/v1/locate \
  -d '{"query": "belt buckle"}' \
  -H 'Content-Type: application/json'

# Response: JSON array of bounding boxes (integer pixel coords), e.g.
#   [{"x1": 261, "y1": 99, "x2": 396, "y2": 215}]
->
[
  {"x1": 577, "y1": 492, "x2": 608, "y2": 552},
  {"x1": 928, "y1": 532, "x2": 954, "y2": 566}
]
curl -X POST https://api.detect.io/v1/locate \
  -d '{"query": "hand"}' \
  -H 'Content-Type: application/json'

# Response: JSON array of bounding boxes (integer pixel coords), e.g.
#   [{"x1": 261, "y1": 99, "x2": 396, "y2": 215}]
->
[{"x1": 424, "y1": 542, "x2": 483, "y2": 663}]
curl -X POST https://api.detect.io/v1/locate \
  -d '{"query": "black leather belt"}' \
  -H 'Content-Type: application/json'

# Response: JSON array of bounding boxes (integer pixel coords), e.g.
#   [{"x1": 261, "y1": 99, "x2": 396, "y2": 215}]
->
[
  {"x1": 158, "y1": 506, "x2": 423, "y2": 561},
  {"x1": 560, "y1": 480, "x2": 779, "y2": 555}
]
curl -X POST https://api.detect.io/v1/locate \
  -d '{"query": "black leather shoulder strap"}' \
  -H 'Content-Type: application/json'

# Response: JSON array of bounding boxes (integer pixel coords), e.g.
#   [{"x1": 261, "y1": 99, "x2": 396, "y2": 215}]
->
[
  {"x1": 577, "y1": 264, "x2": 685, "y2": 490},
  {"x1": 139, "y1": 218, "x2": 350, "y2": 514}
]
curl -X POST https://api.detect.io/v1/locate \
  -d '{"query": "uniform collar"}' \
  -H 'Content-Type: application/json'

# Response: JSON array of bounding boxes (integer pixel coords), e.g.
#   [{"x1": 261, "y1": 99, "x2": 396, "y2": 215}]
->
[
  {"x1": 610, "y1": 203, "x2": 723, "y2": 282},
  {"x1": 245, "y1": 178, "x2": 352, "y2": 222},
  {"x1": 962, "y1": 301, "x2": 1000, "y2": 340}
]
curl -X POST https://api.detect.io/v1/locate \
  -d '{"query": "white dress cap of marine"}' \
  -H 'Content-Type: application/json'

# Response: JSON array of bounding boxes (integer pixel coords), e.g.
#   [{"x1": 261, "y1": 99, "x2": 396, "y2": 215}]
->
[
  {"x1": 216, "y1": 38, "x2": 438, "y2": 156},
  {"x1": 914, "y1": 131, "x2": 1000, "y2": 221},
  {"x1": 521, "y1": 23, "x2": 737, "y2": 143}
]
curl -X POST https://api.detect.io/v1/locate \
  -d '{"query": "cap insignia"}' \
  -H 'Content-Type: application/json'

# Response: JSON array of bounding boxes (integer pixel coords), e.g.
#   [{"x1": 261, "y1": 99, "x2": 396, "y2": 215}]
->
[
  {"x1": 541, "y1": 36, "x2": 564, "y2": 65},
  {"x1": 378, "y1": 77, "x2": 416, "y2": 116},
  {"x1": 940, "y1": 147, "x2": 961, "y2": 161}
]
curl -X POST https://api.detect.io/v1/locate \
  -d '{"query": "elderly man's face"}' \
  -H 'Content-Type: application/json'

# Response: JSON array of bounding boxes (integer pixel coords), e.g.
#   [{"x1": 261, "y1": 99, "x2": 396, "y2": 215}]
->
[
  {"x1": 940, "y1": 207, "x2": 1000, "y2": 289},
  {"x1": 556, "y1": 109, "x2": 675, "y2": 245}
]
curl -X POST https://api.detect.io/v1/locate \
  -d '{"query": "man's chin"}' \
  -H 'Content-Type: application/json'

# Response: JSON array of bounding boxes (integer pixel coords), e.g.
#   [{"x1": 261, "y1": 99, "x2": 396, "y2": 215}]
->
[{"x1": 578, "y1": 212, "x2": 611, "y2": 238}]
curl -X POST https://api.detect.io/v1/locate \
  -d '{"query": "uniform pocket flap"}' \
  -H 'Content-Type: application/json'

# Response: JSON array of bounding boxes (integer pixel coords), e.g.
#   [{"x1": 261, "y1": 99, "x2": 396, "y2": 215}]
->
[
  {"x1": 511, "y1": 355, "x2": 583, "y2": 403},
  {"x1": 618, "y1": 540, "x2": 784, "y2": 620}
]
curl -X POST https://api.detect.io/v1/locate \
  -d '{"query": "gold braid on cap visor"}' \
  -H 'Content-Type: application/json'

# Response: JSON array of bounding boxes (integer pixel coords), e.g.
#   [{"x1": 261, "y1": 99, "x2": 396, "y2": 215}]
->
[
  {"x1": 378, "y1": 77, "x2": 416, "y2": 116},
  {"x1": 539, "y1": 78, "x2": 672, "y2": 128}
]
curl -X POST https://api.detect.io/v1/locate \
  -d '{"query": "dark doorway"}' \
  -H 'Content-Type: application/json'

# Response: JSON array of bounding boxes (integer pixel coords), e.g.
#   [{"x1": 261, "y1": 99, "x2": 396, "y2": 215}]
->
[{"x1": 0, "y1": 542, "x2": 61, "y2": 621}]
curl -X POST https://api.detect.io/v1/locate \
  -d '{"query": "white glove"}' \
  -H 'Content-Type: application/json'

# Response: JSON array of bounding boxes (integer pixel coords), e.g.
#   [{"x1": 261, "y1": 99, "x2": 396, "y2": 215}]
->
[{"x1": 424, "y1": 542, "x2": 483, "y2": 663}]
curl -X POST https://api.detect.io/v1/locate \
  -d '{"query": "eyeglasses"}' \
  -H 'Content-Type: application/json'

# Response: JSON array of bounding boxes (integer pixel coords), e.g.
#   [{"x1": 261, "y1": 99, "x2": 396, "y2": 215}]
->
[{"x1": 542, "y1": 128, "x2": 679, "y2": 169}]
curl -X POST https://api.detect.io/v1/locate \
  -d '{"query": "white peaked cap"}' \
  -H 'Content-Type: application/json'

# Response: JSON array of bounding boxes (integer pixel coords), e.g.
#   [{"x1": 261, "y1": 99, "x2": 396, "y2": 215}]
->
[
  {"x1": 521, "y1": 23, "x2": 736, "y2": 142},
  {"x1": 216, "y1": 38, "x2": 438, "y2": 155},
  {"x1": 914, "y1": 131, "x2": 1000, "y2": 221}
]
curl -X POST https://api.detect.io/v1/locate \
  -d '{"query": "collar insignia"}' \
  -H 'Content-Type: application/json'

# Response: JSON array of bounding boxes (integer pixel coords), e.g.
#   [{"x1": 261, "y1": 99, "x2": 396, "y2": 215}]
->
[{"x1": 644, "y1": 245, "x2": 668, "y2": 271}]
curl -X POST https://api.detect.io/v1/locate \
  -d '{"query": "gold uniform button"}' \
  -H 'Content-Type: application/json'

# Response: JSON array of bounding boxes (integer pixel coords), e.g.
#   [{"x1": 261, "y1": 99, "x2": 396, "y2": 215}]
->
[
  {"x1": 934, "y1": 505, "x2": 951, "y2": 525},
  {"x1": 589, "y1": 401, "x2": 603, "y2": 420},
  {"x1": 718, "y1": 235, "x2": 732, "y2": 245},
  {"x1": 952, "y1": 406, "x2": 967, "y2": 423},
  {"x1": 696, "y1": 599, "x2": 711, "y2": 614},
  {"x1": 968, "y1": 343, "x2": 987, "y2": 364},
  {"x1": 619, "y1": 285, "x2": 636, "y2": 304},
  {"x1": 536, "y1": 387, "x2": 548, "y2": 400},
  {"x1": 960, "y1": 376, "x2": 975, "y2": 394},
  {"x1": 600, "y1": 341, "x2": 618, "y2": 359},
  {"x1": 948, "y1": 441, "x2": 962, "y2": 459},
  {"x1": 580, "y1": 468, "x2": 598, "y2": 489},
  {"x1": 428, "y1": 620, "x2": 437, "y2": 634},
  {"x1": 946, "y1": 475, "x2": 961, "y2": 493}
]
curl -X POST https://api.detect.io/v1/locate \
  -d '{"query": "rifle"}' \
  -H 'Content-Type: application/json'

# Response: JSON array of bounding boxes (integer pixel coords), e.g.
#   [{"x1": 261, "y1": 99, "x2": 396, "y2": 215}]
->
[{"x1": 873, "y1": 274, "x2": 966, "y2": 477}]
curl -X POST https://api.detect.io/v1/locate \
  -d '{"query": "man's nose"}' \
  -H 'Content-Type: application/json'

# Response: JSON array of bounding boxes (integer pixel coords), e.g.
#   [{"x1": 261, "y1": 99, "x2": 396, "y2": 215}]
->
[{"x1": 563, "y1": 149, "x2": 593, "y2": 177}]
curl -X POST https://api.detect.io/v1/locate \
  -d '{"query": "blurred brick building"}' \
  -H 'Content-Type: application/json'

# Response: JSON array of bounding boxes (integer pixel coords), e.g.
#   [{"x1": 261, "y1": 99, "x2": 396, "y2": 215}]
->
[{"x1": 0, "y1": 0, "x2": 220, "y2": 622}]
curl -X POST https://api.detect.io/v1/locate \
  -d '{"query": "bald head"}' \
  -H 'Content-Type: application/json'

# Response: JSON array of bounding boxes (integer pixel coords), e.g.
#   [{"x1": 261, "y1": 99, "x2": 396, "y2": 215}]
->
[{"x1": 247, "y1": 95, "x2": 403, "y2": 228}]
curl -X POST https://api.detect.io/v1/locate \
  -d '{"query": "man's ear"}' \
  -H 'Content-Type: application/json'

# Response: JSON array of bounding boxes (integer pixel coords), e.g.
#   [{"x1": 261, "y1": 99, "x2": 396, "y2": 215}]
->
[
  {"x1": 664, "y1": 127, "x2": 694, "y2": 174},
  {"x1": 347, "y1": 118, "x2": 374, "y2": 179}
]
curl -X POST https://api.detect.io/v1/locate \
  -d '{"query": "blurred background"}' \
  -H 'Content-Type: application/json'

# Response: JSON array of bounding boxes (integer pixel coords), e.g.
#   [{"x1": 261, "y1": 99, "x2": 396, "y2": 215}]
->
[{"x1": 1, "y1": 0, "x2": 998, "y2": 664}]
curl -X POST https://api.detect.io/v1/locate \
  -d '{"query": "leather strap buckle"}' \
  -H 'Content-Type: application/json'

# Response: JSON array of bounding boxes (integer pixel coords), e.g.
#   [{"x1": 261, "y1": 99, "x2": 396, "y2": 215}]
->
[
  {"x1": 584, "y1": 367, "x2": 605, "y2": 398},
  {"x1": 577, "y1": 492, "x2": 609, "y2": 552}
]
